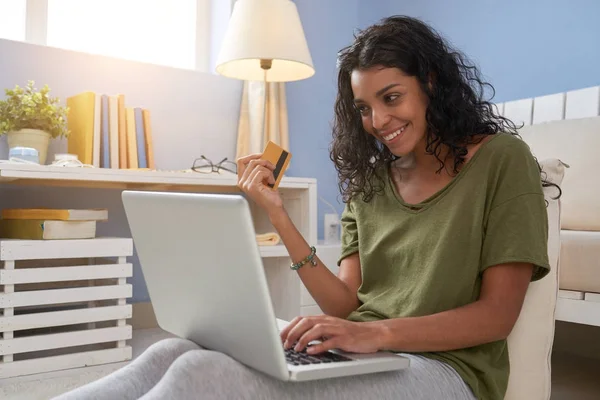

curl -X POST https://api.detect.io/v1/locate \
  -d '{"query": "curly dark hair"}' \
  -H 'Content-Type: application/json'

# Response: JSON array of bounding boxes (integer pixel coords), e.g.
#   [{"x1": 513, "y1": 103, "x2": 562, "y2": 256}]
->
[{"x1": 330, "y1": 15, "x2": 559, "y2": 203}]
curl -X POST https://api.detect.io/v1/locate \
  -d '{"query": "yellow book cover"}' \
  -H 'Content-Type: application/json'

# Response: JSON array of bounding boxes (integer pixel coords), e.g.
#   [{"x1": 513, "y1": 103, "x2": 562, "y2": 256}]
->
[
  {"x1": 108, "y1": 95, "x2": 120, "y2": 169},
  {"x1": 92, "y1": 93, "x2": 102, "y2": 167},
  {"x1": 126, "y1": 107, "x2": 138, "y2": 168},
  {"x1": 142, "y1": 109, "x2": 155, "y2": 169},
  {"x1": 118, "y1": 94, "x2": 127, "y2": 168},
  {"x1": 66, "y1": 92, "x2": 96, "y2": 164},
  {"x1": 1, "y1": 208, "x2": 108, "y2": 221},
  {"x1": 0, "y1": 219, "x2": 97, "y2": 240}
]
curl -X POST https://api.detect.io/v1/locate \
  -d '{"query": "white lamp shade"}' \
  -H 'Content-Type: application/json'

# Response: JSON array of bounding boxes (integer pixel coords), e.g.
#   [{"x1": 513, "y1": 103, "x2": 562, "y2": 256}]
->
[{"x1": 216, "y1": 0, "x2": 315, "y2": 82}]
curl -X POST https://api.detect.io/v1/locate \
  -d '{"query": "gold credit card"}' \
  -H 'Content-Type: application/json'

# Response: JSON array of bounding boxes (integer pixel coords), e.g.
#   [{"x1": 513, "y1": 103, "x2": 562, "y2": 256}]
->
[{"x1": 260, "y1": 141, "x2": 291, "y2": 190}]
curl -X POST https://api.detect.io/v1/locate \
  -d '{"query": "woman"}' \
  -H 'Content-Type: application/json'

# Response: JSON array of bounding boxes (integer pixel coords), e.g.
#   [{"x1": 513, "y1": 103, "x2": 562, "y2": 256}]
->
[{"x1": 57, "y1": 16, "x2": 552, "y2": 400}]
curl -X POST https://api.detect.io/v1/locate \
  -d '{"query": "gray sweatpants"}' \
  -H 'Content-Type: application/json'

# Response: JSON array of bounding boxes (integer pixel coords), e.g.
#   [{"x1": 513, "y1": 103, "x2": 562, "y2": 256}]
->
[{"x1": 54, "y1": 338, "x2": 476, "y2": 400}]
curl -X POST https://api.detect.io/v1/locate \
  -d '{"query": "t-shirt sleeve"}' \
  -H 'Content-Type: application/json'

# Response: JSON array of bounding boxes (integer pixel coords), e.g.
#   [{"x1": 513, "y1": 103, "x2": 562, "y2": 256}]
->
[
  {"x1": 338, "y1": 200, "x2": 359, "y2": 265},
  {"x1": 481, "y1": 194, "x2": 550, "y2": 281},
  {"x1": 481, "y1": 140, "x2": 550, "y2": 281}
]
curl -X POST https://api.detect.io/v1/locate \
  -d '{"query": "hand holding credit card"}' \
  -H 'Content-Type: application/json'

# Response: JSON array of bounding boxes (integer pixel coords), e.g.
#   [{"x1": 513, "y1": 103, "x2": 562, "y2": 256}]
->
[{"x1": 260, "y1": 141, "x2": 291, "y2": 190}]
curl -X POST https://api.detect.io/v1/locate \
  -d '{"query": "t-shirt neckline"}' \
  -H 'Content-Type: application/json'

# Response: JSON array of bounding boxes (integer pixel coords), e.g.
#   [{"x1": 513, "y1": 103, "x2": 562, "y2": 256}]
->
[{"x1": 387, "y1": 134, "x2": 502, "y2": 213}]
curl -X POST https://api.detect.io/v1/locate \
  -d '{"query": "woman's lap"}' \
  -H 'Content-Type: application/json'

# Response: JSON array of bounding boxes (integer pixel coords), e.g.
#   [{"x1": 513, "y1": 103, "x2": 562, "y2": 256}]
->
[{"x1": 56, "y1": 338, "x2": 475, "y2": 400}]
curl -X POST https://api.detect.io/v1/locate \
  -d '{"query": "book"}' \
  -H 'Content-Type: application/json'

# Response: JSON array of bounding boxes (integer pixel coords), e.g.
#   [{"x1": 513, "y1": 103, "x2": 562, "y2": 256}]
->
[
  {"x1": 92, "y1": 93, "x2": 102, "y2": 167},
  {"x1": 0, "y1": 220, "x2": 97, "y2": 240},
  {"x1": 101, "y1": 94, "x2": 110, "y2": 168},
  {"x1": 108, "y1": 95, "x2": 120, "y2": 169},
  {"x1": 118, "y1": 94, "x2": 128, "y2": 168},
  {"x1": 66, "y1": 92, "x2": 98, "y2": 165},
  {"x1": 142, "y1": 109, "x2": 155, "y2": 169},
  {"x1": 134, "y1": 107, "x2": 147, "y2": 168},
  {"x1": 1, "y1": 208, "x2": 108, "y2": 221},
  {"x1": 126, "y1": 107, "x2": 138, "y2": 168}
]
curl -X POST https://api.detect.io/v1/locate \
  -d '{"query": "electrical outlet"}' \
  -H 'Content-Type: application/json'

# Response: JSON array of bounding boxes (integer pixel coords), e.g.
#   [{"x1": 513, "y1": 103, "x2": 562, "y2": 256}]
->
[{"x1": 324, "y1": 213, "x2": 340, "y2": 244}]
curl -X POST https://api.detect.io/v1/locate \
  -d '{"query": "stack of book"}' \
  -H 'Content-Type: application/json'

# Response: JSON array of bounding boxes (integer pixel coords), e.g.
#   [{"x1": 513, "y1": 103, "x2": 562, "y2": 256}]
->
[
  {"x1": 0, "y1": 208, "x2": 108, "y2": 240},
  {"x1": 66, "y1": 92, "x2": 155, "y2": 170}
]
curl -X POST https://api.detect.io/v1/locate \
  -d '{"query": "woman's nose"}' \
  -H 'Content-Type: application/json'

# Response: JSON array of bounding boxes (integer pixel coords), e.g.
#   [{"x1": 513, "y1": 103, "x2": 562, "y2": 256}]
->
[{"x1": 371, "y1": 107, "x2": 392, "y2": 131}]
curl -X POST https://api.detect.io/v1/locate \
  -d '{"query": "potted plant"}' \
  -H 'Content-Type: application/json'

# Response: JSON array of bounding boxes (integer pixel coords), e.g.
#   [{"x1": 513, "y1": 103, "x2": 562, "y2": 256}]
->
[{"x1": 0, "y1": 80, "x2": 69, "y2": 164}]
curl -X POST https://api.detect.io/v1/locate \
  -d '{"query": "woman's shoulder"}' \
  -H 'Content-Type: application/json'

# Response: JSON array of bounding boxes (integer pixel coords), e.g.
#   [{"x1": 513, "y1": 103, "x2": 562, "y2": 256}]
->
[
  {"x1": 477, "y1": 133, "x2": 537, "y2": 169},
  {"x1": 483, "y1": 132, "x2": 532, "y2": 154},
  {"x1": 486, "y1": 132, "x2": 530, "y2": 153},
  {"x1": 477, "y1": 133, "x2": 542, "y2": 193}
]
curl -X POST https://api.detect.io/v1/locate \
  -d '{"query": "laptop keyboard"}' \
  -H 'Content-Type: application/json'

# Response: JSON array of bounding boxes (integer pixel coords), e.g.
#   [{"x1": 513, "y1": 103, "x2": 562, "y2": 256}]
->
[{"x1": 284, "y1": 346, "x2": 353, "y2": 365}]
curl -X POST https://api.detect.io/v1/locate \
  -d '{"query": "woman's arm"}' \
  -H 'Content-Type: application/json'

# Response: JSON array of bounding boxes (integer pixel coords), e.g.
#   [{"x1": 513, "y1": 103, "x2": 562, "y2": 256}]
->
[
  {"x1": 268, "y1": 208, "x2": 361, "y2": 319},
  {"x1": 284, "y1": 262, "x2": 532, "y2": 354},
  {"x1": 373, "y1": 263, "x2": 533, "y2": 352},
  {"x1": 237, "y1": 154, "x2": 361, "y2": 319}
]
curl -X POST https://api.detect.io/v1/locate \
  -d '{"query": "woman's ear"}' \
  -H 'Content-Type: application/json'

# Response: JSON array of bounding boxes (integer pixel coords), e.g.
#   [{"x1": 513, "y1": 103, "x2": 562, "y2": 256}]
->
[{"x1": 428, "y1": 72, "x2": 436, "y2": 92}]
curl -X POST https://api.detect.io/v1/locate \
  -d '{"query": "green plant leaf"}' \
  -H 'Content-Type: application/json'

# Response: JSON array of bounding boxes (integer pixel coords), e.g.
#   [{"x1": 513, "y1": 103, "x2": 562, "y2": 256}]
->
[{"x1": 0, "y1": 80, "x2": 69, "y2": 138}]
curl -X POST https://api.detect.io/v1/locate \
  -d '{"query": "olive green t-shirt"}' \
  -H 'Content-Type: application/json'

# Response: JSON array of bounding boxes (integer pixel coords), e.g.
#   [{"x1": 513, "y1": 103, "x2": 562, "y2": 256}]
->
[{"x1": 338, "y1": 134, "x2": 549, "y2": 400}]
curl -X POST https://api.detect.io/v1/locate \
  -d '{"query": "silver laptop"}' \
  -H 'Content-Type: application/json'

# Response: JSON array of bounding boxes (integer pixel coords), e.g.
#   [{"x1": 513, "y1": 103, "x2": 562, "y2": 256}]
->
[{"x1": 122, "y1": 190, "x2": 409, "y2": 381}]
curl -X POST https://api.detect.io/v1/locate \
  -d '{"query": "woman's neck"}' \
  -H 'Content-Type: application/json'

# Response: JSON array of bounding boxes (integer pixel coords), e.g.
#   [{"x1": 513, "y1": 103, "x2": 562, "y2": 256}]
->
[{"x1": 398, "y1": 139, "x2": 451, "y2": 175}]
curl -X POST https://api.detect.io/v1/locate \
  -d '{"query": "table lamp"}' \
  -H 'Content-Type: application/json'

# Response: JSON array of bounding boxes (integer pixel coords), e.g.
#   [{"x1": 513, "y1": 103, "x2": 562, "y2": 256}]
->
[{"x1": 216, "y1": 0, "x2": 314, "y2": 153}]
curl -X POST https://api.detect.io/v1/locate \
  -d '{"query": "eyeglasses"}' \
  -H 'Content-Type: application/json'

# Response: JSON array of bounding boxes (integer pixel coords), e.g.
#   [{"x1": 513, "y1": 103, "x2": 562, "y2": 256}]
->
[{"x1": 191, "y1": 156, "x2": 237, "y2": 174}]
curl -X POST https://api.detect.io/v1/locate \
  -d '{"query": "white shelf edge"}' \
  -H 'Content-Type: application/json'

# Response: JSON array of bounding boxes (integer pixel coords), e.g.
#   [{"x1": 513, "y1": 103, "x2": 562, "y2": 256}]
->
[
  {"x1": 0, "y1": 164, "x2": 315, "y2": 189},
  {"x1": 556, "y1": 297, "x2": 600, "y2": 327},
  {"x1": 0, "y1": 237, "x2": 133, "y2": 260},
  {"x1": 259, "y1": 245, "x2": 288, "y2": 258}
]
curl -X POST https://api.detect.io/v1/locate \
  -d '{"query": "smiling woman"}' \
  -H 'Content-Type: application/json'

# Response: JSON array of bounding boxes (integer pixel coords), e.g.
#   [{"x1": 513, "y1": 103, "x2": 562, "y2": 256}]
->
[
  {"x1": 54, "y1": 15, "x2": 554, "y2": 400},
  {"x1": 331, "y1": 16, "x2": 525, "y2": 203}
]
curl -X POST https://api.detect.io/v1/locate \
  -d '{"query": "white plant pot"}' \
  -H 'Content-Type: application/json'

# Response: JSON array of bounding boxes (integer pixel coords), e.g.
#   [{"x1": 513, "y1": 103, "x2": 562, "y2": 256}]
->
[{"x1": 7, "y1": 129, "x2": 52, "y2": 164}]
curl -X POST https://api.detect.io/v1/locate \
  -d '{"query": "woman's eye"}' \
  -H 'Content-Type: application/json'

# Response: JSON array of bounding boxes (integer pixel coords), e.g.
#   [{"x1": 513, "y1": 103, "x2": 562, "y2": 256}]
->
[
  {"x1": 385, "y1": 94, "x2": 400, "y2": 103},
  {"x1": 357, "y1": 105, "x2": 370, "y2": 116}
]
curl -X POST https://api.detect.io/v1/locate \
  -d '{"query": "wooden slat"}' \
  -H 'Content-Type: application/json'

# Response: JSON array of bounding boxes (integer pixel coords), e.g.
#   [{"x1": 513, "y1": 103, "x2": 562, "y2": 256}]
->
[
  {"x1": 0, "y1": 346, "x2": 132, "y2": 379},
  {"x1": 0, "y1": 325, "x2": 131, "y2": 355},
  {"x1": 584, "y1": 292, "x2": 600, "y2": 303},
  {"x1": 0, "y1": 285, "x2": 132, "y2": 308},
  {"x1": 0, "y1": 263, "x2": 132, "y2": 284},
  {"x1": 565, "y1": 86, "x2": 600, "y2": 119},
  {"x1": 504, "y1": 98, "x2": 533, "y2": 126},
  {"x1": 532, "y1": 93, "x2": 565, "y2": 124},
  {"x1": 558, "y1": 290, "x2": 585, "y2": 300},
  {"x1": 0, "y1": 305, "x2": 132, "y2": 332},
  {"x1": 556, "y1": 298, "x2": 600, "y2": 327},
  {"x1": 0, "y1": 238, "x2": 133, "y2": 261},
  {"x1": 2, "y1": 260, "x2": 15, "y2": 362}
]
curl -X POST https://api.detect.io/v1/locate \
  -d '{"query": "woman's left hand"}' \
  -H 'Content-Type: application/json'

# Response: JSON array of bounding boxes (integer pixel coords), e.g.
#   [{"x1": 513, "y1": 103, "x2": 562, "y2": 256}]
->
[{"x1": 280, "y1": 315, "x2": 386, "y2": 355}]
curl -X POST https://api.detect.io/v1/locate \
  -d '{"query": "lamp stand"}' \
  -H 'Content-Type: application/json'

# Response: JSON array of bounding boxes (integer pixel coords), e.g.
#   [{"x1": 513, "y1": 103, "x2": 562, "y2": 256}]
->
[{"x1": 260, "y1": 59, "x2": 272, "y2": 148}]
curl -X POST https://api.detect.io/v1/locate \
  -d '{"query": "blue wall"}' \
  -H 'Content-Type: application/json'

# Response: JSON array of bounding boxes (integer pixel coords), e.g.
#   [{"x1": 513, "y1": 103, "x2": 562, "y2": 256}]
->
[
  {"x1": 360, "y1": 0, "x2": 600, "y2": 102},
  {"x1": 287, "y1": 0, "x2": 600, "y2": 236},
  {"x1": 286, "y1": 0, "x2": 361, "y2": 237}
]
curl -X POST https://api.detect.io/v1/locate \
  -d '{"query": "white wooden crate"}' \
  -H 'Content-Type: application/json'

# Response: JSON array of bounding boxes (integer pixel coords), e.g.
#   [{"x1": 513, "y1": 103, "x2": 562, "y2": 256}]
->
[{"x1": 0, "y1": 238, "x2": 134, "y2": 379}]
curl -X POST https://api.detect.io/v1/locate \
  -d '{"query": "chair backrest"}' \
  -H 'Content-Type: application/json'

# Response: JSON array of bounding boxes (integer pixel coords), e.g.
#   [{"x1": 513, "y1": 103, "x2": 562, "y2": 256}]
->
[
  {"x1": 517, "y1": 116, "x2": 600, "y2": 231},
  {"x1": 504, "y1": 158, "x2": 564, "y2": 400}
]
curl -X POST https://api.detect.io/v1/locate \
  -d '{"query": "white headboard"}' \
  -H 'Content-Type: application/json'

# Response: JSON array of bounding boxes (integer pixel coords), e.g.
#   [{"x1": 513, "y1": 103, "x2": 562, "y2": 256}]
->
[
  {"x1": 495, "y1": 86, "x2": 600, "y2": 125},
  {"x1": 501, "y1": 85, "x2": 600, "y2": 232}
]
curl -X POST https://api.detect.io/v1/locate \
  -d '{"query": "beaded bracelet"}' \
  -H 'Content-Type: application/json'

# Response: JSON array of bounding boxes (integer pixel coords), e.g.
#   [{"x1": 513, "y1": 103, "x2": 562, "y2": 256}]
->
[{"x1": 290, "y1": 246, "x2": 317, "y2": 270}]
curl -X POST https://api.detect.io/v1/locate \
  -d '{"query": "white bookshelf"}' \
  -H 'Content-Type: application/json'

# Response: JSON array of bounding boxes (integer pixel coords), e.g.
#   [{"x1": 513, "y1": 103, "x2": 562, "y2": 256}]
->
[
  {"x1": 0, "y1": 163, "x2": 315, "y2": 191},
  {"x1": 258, "y1": 245, "x2": 290, "y2": 258},
  {"x1": 0, "y1": 164, "x2": 321, "y2": 323}
]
